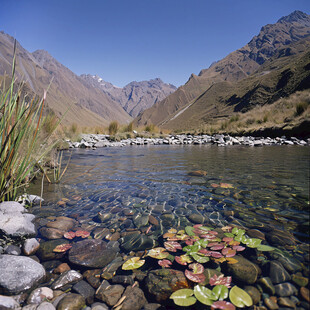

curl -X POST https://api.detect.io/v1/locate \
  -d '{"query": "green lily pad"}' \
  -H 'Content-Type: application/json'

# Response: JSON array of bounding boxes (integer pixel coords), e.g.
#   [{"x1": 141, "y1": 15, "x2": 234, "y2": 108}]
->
[
  {"x1": 183, "y1": 244, "x2": 201, "y2": 253},
  {"x1": 185, "y1": 226, "x2": 196, "y2": 236},
  {"x1": 122, "y1": 257, "x2": 145, "y2": 270},
  {"x1": 229, "y1": 285, "x2": 253, "y2": 308},
  {"x1": 224, "y1": 233, "x2": 235, "y2": 238},
  {"x1": 194, "y1": 285, "x2": 214, "y2": 306},
  {"x1": 170, "y1": 289, "x2": 197, "y2": 306},
  {"x1": 147, "y1": 247, "x2": 170, "y2": 259},
  {"x1": 243, "y1": 238, "x2": 262, "y2": 248},
  {"x1": 190, "y1": 252, "x2": 210, "y2": 263},
  {"x1": 232, "y1": 227, "x2": 245, "y2": 236},
  {"x1": 196, "y1": 239, "x2": 209, "y2": 248},
  {"x1": 212, "y1": 285, "x2": 229, "y2": 300},
  {"x1": 256, "y1": 244, "x2": 275, "y2": 251}
]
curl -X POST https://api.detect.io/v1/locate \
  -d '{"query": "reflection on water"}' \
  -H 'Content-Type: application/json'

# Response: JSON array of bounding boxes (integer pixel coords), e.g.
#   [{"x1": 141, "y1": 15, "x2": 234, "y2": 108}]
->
[{"x1": 30, "y1": 145, "x2": 309, "y2": 241}]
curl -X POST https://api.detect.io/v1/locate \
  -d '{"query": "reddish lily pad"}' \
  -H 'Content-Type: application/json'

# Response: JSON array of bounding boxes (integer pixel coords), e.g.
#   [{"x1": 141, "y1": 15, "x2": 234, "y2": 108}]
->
[
  {"x1": 210, "y1": 251, "x2": 223, "y2": 258},
  {"x1": 211, "y1": 301, "x2": 236, "y2": 310},
  {"x1": 223, "y1": 237, "x2": 234, "y2": 243},
  {"x1": 164, "y1": 241, "x2": 182, "y2": 252},
  {"x1": 158, "y1": 259, "x2": 172, "y2": 268},
  {"x1": 64, "y1": 231, "x2": 76, "y2": 239},
  {"x1": 209, "y1": 274, "x2": 232, "y2": 288},
  {"x1": 211, "y1": 244, "x2": 225, "y2": 251},
  {"x1": 188, "y1": 263, "x2": 204, "y2": 274},
  {"x1": 75, "y1": 230, "x2": 90, "y2": 238},
  {"x1": 53, "y1": 244, "x2": 72, "y2": 252},
  {"x1": 222, "y1": 248, "x2": 236, "y2": 257},
  {"x1": 185, "y1": 269, "x2": 206, "y2": 283},
  {"x1": 232, "y1": 245, "x2": 245, "y2": 252}
]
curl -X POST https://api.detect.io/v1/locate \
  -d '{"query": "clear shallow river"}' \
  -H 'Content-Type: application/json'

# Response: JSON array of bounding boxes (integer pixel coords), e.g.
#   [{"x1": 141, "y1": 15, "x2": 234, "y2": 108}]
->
[{"x1": 32, "y1": 145, "x2": 309, "y2": 242}]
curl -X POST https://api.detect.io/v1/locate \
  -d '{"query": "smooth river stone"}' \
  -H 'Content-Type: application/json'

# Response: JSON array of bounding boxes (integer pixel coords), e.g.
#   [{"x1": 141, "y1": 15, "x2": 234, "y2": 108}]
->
[
  {"x1": 274, "y1": 282, "x2": 298, "y2": 297},
  {"x1": 23, "y1": 238, "x2": 40, "y2": 256},
  {"x1": 146, "y1": 269, "x2": 190, "y2": 302},
  {"x1": 39, "y1": 227, "x2": 64, "y2": 240},
  {"x1": 56, "y1": 293, "x2": 85, "y2": 310},
  {"x1": 120, "y1": 286, "x2": 147, "y2": 310},
  {"x1": 0, "y1": 255, "x2": 45, "y2": 294},
  {"x1": 46, "y1": 216, "x2": 75, "y2": 231},
  {"x1": 36, "y1": 239, "x2": 69, "y2": 261},
  {"x1": 51, "y1": 270, "x2": 83, "y2": 290},
  {"x1": 69, "y1": 239, "x2": 118, "y2": 268},
  {"x1": 133, "y1": 213, "x2": 149, "y2": 228},
  {"x1": 120, "y1": 232, "x2": 155, "y2": 252},
  {"x1": 226, "y1": 255, "x2": 261, "y2": 285},
  {"x1": 269, "y1": 261, "x2": 291, "y2": 284}
]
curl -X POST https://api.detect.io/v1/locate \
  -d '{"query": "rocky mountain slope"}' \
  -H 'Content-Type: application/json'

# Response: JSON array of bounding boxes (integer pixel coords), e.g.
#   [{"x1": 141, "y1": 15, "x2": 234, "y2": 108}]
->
[
  {"x1": 0, "y1": 32, "x2": 132, "y2": 127},
  {"x1": 135, "y1": 10, "x2": 310, "y2": 129},
  {"x1": 80, "y1": 75, "x2": 176, "y2": 117}
]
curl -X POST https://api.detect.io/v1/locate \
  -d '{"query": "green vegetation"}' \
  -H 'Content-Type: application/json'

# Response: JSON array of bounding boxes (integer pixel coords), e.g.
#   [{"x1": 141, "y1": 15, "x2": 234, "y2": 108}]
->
[
  {"x1": 0, "y1": 52, "x2": 53, "y2": 201},
  {"x1": 108, "y1": 120, "x2": 119, "y2": 135},
  {"x1": 295, "y1": 101, "x2": 309, "y2": 116}
]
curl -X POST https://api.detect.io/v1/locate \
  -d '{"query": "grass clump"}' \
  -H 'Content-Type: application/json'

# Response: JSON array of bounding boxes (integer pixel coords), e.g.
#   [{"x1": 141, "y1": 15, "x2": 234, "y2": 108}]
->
[
  {"x1": 108, "y1": 121, "x2": 119, "y2": 135},
  {"x1": 0, "y1": 49, "x2": 56, "y2": 201},
  {"x1": 295, "y1": 102, "x2": 309, "y2": 116}
]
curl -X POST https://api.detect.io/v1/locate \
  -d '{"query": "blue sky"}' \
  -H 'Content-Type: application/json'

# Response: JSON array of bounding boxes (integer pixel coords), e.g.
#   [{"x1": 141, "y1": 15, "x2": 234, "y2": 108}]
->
[{"x1": 1, "y1": 0, "x2": 310, "y2": 87}]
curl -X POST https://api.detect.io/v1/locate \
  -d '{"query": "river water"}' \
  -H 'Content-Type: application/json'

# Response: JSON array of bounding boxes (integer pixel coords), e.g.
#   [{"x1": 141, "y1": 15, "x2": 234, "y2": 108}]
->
[{"x1": 32, "y1": 145, "x2": 309, "y2": 242}]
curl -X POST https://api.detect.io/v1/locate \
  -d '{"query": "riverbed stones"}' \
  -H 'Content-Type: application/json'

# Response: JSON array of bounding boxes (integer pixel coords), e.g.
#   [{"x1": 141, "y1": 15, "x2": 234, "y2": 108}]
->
[
  {"x1": 72, "y1": 280, "x2": 95, "y2": 304},
  {"x1": 300, "y1": 287, "x2": 310, "y2": 303},
  {"x1": 95, "y1": 283, "x2": 124, "y2": 306},
  {"x1": 0, "y1": 295, "x2": 21, "y2": 309},
  {"x1": 120, "y1": 286, "x2": 147, "y2": 310},
  {"x1": 51, "y1": 270, "x2": 83, "y2": 290},
  {"x1": 120, "y1": 232, "x2": 155, "y2": 252},
  {"x1": 274, "y1": 283, "x2": 298, "y2": 297},
  {"x1": 39, "y1": 227, "x2": 64, "y2": 240},
  {"x1": 27, "y1": 287, "x2": 53, "y2": 304},
  {"x1": 83, "y1": 270, "x2": 102, "y2": 289},
  {"x1": 56, "y1": 293, "x2": 85, "y2": 310},
  {"x1": 0, "y1": 255, "x2": 45, "y2": 294},
  {"x1": 0, "y1": 202, "x2": 36, "y2": 237},
  {"x1": 146, "y1": 269, "x2": 190, "y2": 302},
  {"x1": 46, "y1": 217, "x2": 75, "y2": 231},
  {"x1": 277, "y1": 256, "x2": 302, "y2": 273},
  {"x1": 68, "y1": 239, "x2": 118, "y2": 268},
  {"x1": 226, "y1": 255, "x2": 261, "y2": 284},
  {"x1": 244, "y1": 286, "x2": 261, "y2": 305},
  {"x1": 23, "y1": 238, "x2": 40, "y2": 256},
  {"x1": 188, "y1": 213, "x2": 205, "y2": 224},
  {"x1": 258, "y1": 277, "x2": 276, "y2": 295},
  {"x1": 36, "y1": 239, "x2": 69, "y2": 261},
  {"x1": 269, "y1": 261, "x2": 291, "y2": 284}
]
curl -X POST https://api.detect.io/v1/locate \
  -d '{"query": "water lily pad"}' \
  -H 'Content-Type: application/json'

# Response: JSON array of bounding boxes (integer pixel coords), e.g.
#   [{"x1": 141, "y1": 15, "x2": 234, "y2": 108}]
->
[
  {"x1": 147, "y1": 247, "x2": 170, "y2": 259},
  {"x1": 185, "y1": 226, "x2": 196, "y2": 236},
  {"x1": 211, "y1": 301, "x2": 236, "y2": 310},
  {"x1": 211, "y1": 244, "x2": 225, "y2": 251},
  {"x1": 256, "y1": 244, "x2": 275, "y2": 251},
  {"x1": 226, "y1": 257, "x2": 238, "y2": 264},
  {"x1": 223, "y1": 237, "x2": 234, "y2": 243},
  {"x1": 232, "y1": 245, "x2": 245, "y2": 252},
  {"x1": 168, "y1": 228, "x2": 177, "y2": 234},
  {"x1": 122, "y1": 257, "x2": 145, "y2": 270},
  {"x1": 220, "y1": 183, "x2": 234, "y2": 188},
  {"x1": 175, "y1": 254, "x2": 193, "y2": 265},
  {"x1": 53, "y1": 244, "x2": 72, "y2": 252},
  {"x1": 75, "y1": 230, "x2": 90, "y2": 238},
  {"x1": 224, "y1": 233, "x2": 235, "y2": 238},
  {"x1": 193, "y1": 285, "x2": 214, "y2": 306},
  {"x1": 229, "y1": 286, "x2": 253, "y2": 308},
  {"x1": 163, "y1": 232, "x2": 176, "y2": 239},
  {"x1": 158, "y1": 259, "x2": 172, "y2": 268},
  {"x1": 212, "y1": 285, "x2": 229, "y2": 300},
  {"x1": 170, "y1": 289, "x2": 196, "y2": 307},
  {"x1": 164, "y1": 241, "x2": 182, "y2": 252},
  {"x1": 243, "y1": 238, "x2": 262, "y2": 248},
  {"x1": 188, "y1": 263, "x2": 204, "y2": 274},
  {"x1": 185, "y1": 269, "x2": 206, "y2": 283},
  {"x1": 190, "y1": 252, "x2": 210, "y2": 263},
  {"x1": 232, "y1": 227, "x2": 245, "y2": 235},
  {"x1": 183, "y1": 244, "x2": 201, "y2": 253},
  {"x1": 196, "y1": 239, "x2": 209, "y2": 248},
  {"x1": 209, "y1": 274, "x2": 232, "y2": 288},
  {"x1": 64, "y1": 231, "x2": 76, "y2": 239},
  {"x1": 222, "y1": 248, "x2": 236, "y2": 258}
]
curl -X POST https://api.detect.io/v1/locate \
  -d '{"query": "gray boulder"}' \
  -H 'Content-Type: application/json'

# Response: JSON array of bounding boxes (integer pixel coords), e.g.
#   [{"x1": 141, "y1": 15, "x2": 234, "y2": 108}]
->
[
  {"x1": 0, "y1": 255, "x2": 46, "y2": 294},
  {"x1": 0, "y1": 202, "x2": 36, "y2": 237}
]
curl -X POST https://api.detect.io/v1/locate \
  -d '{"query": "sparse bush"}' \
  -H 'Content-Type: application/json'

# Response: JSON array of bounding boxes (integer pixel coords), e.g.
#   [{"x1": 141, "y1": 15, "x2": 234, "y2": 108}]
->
[
  {"x1": 145, "y1": 123, "x2": 155, "y2": 132},
  {"x1": 123, "y1": 121, "x2": 134, "y2": 132},
  {"x1": 70, "y1": 123, "x2": 78, "y2": 134},
  {"x1": 263, "y1": 114, "x2": 268, "y2": 123},
  {"x1": 295, "y1": 102, "x2": 308, "y2": 116},
  {"x1": 229, "y1": 114, "x2": 239, "y2": 123},
  {"x1": 108, "y1": 121, "x2": 119, "y2": 135},
  {"x1": 245, "y1": 118, "x2": 255, "y2": 125}
]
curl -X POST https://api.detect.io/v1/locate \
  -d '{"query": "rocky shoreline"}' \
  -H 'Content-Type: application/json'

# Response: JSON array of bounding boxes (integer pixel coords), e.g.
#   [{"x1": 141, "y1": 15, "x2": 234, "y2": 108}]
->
[
  {"x1": 0, "y1": 196, "x2": 309, "y2": 310},
  {"x1": 68, "y1": 134, "x2": 310, "y2": 149}
]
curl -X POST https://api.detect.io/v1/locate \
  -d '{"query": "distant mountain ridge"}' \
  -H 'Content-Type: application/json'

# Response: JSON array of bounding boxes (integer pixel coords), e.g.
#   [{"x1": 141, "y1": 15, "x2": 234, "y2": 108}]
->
[
  {"x1": 80, "y1": 74, "x2": 176, "y2": 117},
  {"x1": 135, "y1": 10, "x2": 310, "y2": 129}
]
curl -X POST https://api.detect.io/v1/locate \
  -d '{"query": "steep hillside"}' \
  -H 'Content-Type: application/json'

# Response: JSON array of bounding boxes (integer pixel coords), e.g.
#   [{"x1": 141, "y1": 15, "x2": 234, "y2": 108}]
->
[
  {"x1": 0, "y1": 32, "x2": 132, "y2": 127},
  {"x1": 161, "y1": 40, "x2": 310, "y2": 131},
  {"x1": 135, "y1": 10, "x2": 310, "y2": 128},
  {"x1": 80, "y1": 75, "x2": 176, "y2": 117}
]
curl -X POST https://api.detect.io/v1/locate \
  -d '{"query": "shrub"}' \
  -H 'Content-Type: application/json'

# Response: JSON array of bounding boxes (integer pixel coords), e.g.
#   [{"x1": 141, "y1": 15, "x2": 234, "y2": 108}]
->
[
  {"x1": 295, "y1": 102, "x2": 308, "y2": 116},
  {"x1": 145, "y1": 123, "x2": 155, "y2": 132},
  {"x1": 108, "y1": 121, "x2": 119, "y2": 135}
]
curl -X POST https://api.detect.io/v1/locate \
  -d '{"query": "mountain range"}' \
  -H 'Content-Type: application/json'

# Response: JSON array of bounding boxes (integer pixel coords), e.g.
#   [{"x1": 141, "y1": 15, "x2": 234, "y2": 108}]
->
[
  {"x1": 135, "y1": 10, "x2": 310, "y2": 132},
  {"x1": 0, "y1": 32, "x2": 175, "y2": 127}
]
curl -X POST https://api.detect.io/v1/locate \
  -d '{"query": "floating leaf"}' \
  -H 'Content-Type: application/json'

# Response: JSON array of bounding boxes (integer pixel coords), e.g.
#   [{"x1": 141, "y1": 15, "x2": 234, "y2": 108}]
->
[
  {"x1": 257, "y1": 244, "x2": 275, "y2": 251},
  {"x1": 188, "y1": 263, "x2": 204, "y2": 274},
  {"x1": 211, "y1": 251, "x2": 223, "y2": 258},
  {"x1": 232, "y1": 245, "x2": 245, "y2": 252},
  {"x1": 194, "y1": 285, "x2": 215, "y2": 306},
  {"x1": 229, "y1": 286, "x2": 253, "y2": 308},
  {"x1": 195, "y1": 239, "x2": 209, "y2": 248},
  {"x1": 226, "y1": 257, "x2": 238, "y2": 264},
  {"x1": 164, "y1": 241, "x2": 182, "y2": 252},
  {"x1": 75, "y1": 230, "x2": 90, "y2": 238},
  {"x1": 185, "y1": 226, "x2": 196, "y2": 236},
  {"x1": 163, "y1": 232, "x2": 175, "y2": 239},
  {"x1": 158, "y1": 259, "x2": 172, "y2": 268},
  {"x1": 209, "y1": 275, "x2": 232, "y2": 288},
  {"x1": 211, "y1": 301, "x2": 236, "y2": 310},
  {"x1": 185, "y1": 269, "x2": 206, "y2": 283},
  {"x1": 221, "y1": 226, "x2": 233, "y2": 232},
  {"x1": 212, "y1": 285, "x2": 229, "y2": 300},
  {"x1": 213, "y1": 257, "x2": 227, "y2": 264},
  {"x1": 190, "y1": 252, "x2": 210, "y2": 263},
  {"x1": 175, "y1": 254, "x2": 193, "y2": 265},
  {"x1": 222, "y1": 248, "x2": 236, "y2": 258},
  {"x1": 64, "y1": 231, "x2": 76, "y2": 239},
  {"x1": 168, "y1": 228, "x2": 177, "y2": 234},
  {"x1": 122, "y1": 257, "x2": 145, "y2": 270},
  {"x1": 211, "y1": 183, "x2": 220, "y2": 188},
  {"x1": 220, "y1": 183, "x2": 234, "y2": 189},
  {"x1": 232, "y1": 227, "x2": 245, "y2": 235},
  {"x1": 183, "y1": 244, "x2": 201, "y2": 253},
  {"x1": 223, "y1": 237, "x2": 234, "y2": 243},
  {"x1": 147, "y1": 247, "x2": 169, "y2": 259},
  {"x1": 211, "y1": 244, "x2": 225, "y2": 251},
  {"x1": 53, "y1": 244, "x2": 72, "y2": 252},
  {"x1": 224, "y1": 233, "x2": 235, "y2": 238},
  {"x1": 243, "y1": 238, "x2": 262, "y2": 248},
  {"x1": 170, "y1": 289, "x2": 196, "y2": 307}
]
